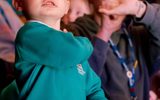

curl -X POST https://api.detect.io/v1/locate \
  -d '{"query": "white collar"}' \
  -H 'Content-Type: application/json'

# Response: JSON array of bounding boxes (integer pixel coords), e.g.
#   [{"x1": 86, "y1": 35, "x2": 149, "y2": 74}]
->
[{"x1": 28, "y1": 20, "x2": 53, "y2": 29}]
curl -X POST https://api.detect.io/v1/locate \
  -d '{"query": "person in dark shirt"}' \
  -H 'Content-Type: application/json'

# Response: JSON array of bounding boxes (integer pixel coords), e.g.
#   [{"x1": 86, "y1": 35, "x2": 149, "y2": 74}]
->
[{"x1": 64, "y1": 0, "x2": 160, "y2": 99}]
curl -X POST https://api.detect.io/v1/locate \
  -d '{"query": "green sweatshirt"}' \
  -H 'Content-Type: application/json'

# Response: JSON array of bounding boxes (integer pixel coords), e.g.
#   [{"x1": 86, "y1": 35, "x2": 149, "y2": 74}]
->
[{"x1": 14, "y1": 22, "x2": 106, "y2": 100}]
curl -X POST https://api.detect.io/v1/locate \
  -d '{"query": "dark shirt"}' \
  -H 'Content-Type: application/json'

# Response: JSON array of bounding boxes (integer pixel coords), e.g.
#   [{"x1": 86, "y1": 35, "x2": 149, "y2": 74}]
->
[{"x1": 65, "y1": 15, "x2": 149, "y2": 100}]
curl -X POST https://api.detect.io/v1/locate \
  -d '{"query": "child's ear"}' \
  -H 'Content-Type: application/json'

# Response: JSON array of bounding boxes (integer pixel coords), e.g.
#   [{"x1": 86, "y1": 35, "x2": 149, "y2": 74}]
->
[
  {"x1": 12, "y1": 0, "x2": 23, "y2": 11},
  {"x1": 64, "y1": 0, "x2": 70, "y2": 14}
]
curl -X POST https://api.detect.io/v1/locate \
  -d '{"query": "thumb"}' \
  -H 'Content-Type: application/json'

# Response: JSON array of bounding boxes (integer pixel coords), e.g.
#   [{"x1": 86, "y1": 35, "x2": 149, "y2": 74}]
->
[{"x1": 63, "y1": 28, "x2": 68, "y2": 33}]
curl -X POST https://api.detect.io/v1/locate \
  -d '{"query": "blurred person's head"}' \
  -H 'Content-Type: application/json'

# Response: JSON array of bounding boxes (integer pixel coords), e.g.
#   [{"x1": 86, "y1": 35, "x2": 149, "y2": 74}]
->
[{"x1": 62, "y1": 0, "x2": 92, "y2": 24}]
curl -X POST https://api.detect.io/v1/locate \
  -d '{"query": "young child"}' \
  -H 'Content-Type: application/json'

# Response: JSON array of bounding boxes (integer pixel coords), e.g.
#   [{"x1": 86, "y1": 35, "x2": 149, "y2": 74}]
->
[{"x1": 9, "y1": 0, "x2": 106, "y2": 99}]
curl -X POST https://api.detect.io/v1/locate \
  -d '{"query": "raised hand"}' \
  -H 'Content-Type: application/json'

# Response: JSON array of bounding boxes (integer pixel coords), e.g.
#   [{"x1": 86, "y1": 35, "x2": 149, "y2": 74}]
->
[
  {"x1": 96, "y1": 0, "x2": 125, "y2": 42},
  {"x1": 99, "y1": 0, "x2": 146, "y2": 18}
]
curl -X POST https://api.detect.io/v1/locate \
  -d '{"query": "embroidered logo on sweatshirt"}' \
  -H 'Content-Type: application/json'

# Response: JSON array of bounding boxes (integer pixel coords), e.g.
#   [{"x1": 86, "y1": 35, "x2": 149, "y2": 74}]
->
[{"x1": 77, "y1": 64, "x2": 86, "y2": 75}]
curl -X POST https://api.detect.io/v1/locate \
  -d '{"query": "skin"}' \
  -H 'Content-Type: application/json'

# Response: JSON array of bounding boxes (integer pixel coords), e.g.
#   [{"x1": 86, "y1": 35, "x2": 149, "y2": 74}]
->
[
  {"x1": 149, "y1": 91, "x2": 158, "y2": 100},
  {"x1": 90, "y1": 0, "x2": 125, "y2": 42},
  {"x1": 98, "y1": 0, "x2": 147, "y2": 18},
  {"x1": 90, "y1": 0, "x2": 147, "y2": 42},
  {"x1": 62, "y1": 0, "x2": 92, "y2": 24},
  {"x1": 12, "y1": 0, "x2": 70, "y2": 30}
]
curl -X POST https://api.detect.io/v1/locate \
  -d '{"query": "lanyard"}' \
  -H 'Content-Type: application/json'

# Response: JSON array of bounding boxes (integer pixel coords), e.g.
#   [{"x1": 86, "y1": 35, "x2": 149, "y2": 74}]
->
[{"x1": 108, "y1": 26, "x2": 138, "y2": 99}]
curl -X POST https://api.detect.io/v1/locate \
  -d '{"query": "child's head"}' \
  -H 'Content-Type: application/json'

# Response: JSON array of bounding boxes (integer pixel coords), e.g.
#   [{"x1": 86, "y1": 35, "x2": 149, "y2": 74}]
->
[
  {"x1": 62, "y1": 0, "x2": 92, "y2": 24},
  {"x1": 13, "y1": 0, "x2": 70, "y2": 21}
]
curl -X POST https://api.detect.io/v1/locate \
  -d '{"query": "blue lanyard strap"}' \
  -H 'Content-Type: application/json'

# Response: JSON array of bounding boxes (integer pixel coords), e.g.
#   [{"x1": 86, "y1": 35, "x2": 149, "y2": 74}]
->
[{"x1": 108, "y1": 27, "x2": 137, "y2": 99}]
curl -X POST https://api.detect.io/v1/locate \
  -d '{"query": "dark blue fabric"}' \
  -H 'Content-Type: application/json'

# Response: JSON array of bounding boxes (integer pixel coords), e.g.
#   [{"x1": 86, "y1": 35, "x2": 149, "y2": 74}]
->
[{"x1": 152, "y1": 57, "x2": 160, "y2": 75}]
